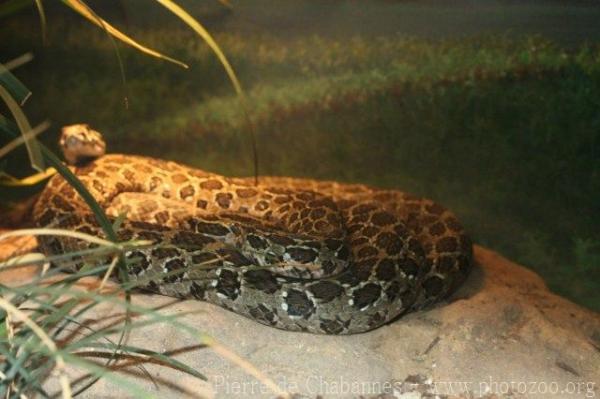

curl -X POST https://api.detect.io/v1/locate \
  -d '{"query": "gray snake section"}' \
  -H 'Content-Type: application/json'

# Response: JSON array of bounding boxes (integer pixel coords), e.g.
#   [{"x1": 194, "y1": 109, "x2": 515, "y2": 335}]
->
[{"x1": 33, "y1": 153, "x2": 472, "y2": 334}]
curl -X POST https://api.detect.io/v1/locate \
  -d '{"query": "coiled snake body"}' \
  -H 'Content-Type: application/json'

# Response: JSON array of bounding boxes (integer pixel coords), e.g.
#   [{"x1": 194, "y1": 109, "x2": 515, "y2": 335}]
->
[{"x1": 33, "y1": 125, "x2": 472, "y2": 334}]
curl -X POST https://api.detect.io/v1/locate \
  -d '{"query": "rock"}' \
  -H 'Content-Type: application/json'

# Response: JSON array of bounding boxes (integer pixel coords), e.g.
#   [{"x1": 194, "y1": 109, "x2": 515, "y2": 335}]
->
[
  {"x1": 1, "y1": 239, "x2": 598, "y2": 399},
  {"x1": 0, "y1": 229, "x2": 41, "y2": 285}
]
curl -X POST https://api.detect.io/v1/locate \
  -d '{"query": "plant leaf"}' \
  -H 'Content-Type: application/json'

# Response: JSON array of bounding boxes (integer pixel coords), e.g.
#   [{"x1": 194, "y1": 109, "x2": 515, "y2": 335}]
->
[
  {"x1": 0, "y1": 167, "x2": 56, "y2": 186},
  {"x1": 34, "y1": 0, "x2": 47, "y2": 44},
  {"x1": 3, "y1": 53, "x2": 34, "y2": 71},
  {"x1": 0, "y1": 82, "x2": 44, "y2": 172},
  {"x1": 0, "y1": 60, "x2": 32, "y2": 105},
  {"x1": 0, "y1": 119, "x2": 49, "y2": 161},
  {"x1": 75, "y1": 343, "x2": 206, "y2": 380},
  {"x1": 154, "y1": 0, "x2": 241, "y2": 94},
  {"x1": 61, "y1": 0, "x2": 188, "y2": 69}
]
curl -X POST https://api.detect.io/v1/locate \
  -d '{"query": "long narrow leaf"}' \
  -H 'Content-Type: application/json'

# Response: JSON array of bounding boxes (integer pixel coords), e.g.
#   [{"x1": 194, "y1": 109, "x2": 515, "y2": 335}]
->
[
  {"x1": 0, "y1": 84, "x2": 43, "y2": 172},
  {"x1": 63, "y1": 0, "x2": 131, "y2": 107},
  {"x1": 0, "y1": 120, "x2": 50, "y2": 161},
  {"x1": 0, "y1": 298, "x2": 72, "y2": 398},
  {"x1": 1, "y1": 228, "x2": 116, "y2": 248},
  {"x1": 61, "y1": 0, "x2": 188, "y2": 69},
  {"x1": 58, "y1": 353, "x2": 159, "y2": 399},
  {"x1": 0, "y1": 114, "x2": 17, "y2": 135},
  {"x1": 76, "y1": 343, "x2": 206, "y2": 380},
  {"x1": 0, "y1": 345, "x2": 51, "y2": 399},
  {"x1": 155, "y1": 0, "x2": 240, "y2": 94},
  {"x1": 0, "y1": 168, "x2": 56, "y2": 186},
  {"x1": 34, "y1": 0, "x2": 47, "y2": 44},
  {"x1": 3, "y1": 53, "x2": 34, "y2": 71},
  {"x1": 0, "y1": 58, "x2": 32, "y2": 103}
]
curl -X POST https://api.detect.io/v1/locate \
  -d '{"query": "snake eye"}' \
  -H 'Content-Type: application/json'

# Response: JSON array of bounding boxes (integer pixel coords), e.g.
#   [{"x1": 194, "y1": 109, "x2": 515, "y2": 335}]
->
[{"x1": 66, "y1": 136, "x2": 79, "y2": 147}]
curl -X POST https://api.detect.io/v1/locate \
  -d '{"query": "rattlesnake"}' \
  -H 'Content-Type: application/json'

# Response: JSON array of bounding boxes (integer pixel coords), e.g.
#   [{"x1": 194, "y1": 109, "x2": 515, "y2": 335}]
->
[{"x1": 33, "y1": 124, "x2": 472, "y2": 334}]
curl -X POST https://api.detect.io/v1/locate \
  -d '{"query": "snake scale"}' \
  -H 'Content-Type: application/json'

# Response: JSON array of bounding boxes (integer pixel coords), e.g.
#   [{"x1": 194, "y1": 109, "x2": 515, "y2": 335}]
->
[{"x1": 32, "y1": 125, "x2": 473, "y2": 334}]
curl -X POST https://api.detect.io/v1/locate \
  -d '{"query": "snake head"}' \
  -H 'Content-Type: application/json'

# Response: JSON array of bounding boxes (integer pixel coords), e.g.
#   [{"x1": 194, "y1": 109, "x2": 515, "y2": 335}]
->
[{"x1": 59, "y1": 124, "x2": 106, "y2": 165}]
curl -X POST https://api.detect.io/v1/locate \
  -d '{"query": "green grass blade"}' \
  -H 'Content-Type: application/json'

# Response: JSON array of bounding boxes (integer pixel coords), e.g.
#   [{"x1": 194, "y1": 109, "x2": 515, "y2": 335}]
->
[
  {"x1": 0, "y1": 60, "x2": 31, "y2": 104},
  {"x1": 3, "y1": 53, "x2": 34, "y2": 71},
  {"x1": 0, "y1": 297, "x2": 73, "y2": 397},
  {"x1": 0, "y1": 83, "x2": 44, "y2": 172},
  {"x1": 61, "y1": 0, "x2": 188, "y2": 69},
  {"x1": 0, "y1": 120, "x2": 50, "y2": 161},
  {"x1": 33, "y1": 0, "x2": 47, "y2": 45},
  {"x1": 0, "y1": 114, "x2": 16, "y2": 135},
  {"x1": 39, "y1": 299, "x2": 81, "y2": 332},
  {"x1": 3, "y1": 282, "x2": 206, "y2": 394},
  {"x1": 4, "y1": 285, "x2": 197, "y2": 336},
  {"x1": 59, "y1": 353, "x2": 159, "y2": 399},
  {"x1": 45, "y1": 147, "x2": 117, "y2": 241},
  {"x1": 77, "y1": 343, "x2": 206, "y2": 380},
  {"x1": 0, "y1": 345, "x2": 51, "y2": 399},
  {"x1": 154, "y1": 0, "x2": 240, "y2": 93},
  {"x1": 61, "y1": 0, "x2": 131, "y2": 107}
]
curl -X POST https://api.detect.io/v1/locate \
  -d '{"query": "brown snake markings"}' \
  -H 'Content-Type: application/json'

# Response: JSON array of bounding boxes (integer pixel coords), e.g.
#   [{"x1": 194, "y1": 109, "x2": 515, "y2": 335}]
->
[{"x1": 33, "y1": 153, "x2": 472, "y2": 334}]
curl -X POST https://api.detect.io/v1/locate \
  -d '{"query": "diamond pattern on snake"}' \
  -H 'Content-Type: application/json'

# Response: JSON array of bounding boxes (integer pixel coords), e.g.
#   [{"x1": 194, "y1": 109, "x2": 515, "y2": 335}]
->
[{"x1": 33, "y1": 124, "x2": 473, "y2": 334}]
